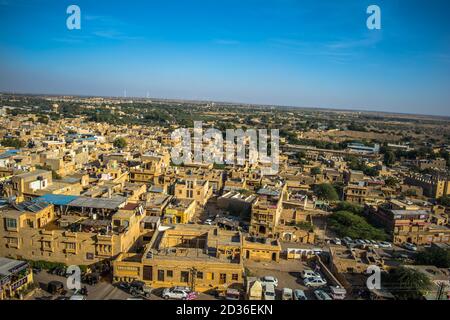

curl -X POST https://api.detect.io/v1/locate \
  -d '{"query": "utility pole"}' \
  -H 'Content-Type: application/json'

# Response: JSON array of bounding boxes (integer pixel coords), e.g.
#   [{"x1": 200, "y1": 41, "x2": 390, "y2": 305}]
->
[
  {"x1": 190, "y1": 267, "x2": 197, "y2": 292},
  {"x1": 436, "y1": 282, "x2": 446, "y2": 300}
]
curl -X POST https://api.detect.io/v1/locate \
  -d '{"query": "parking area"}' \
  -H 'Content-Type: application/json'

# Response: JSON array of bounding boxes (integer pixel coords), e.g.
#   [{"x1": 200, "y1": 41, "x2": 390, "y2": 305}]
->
[
  {"x1": 29, "y1": 271, "x2": 218, "y2": 300},
  {"x1": 244, "y1": 259, "x2": 319, "y2": 300}
]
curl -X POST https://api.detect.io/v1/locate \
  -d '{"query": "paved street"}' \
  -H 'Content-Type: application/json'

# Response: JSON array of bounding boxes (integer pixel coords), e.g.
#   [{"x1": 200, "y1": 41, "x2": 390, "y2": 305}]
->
[{"x1": 30, "y1": 271, "x2": 218, "y2": 300}]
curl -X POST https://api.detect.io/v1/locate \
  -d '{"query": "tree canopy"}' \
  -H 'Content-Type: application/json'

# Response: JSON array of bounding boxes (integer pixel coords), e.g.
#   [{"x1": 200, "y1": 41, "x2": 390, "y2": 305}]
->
[
  {"x1": 328, "y1": 210, "x2": 389, "y2": 240},
  {"x1": 313, "y1": 183, "x2": 339, "y2": 201},
  {"x1": 333, "y1": 201, "x2": 364, "y2": 215},
  {"x1": 438, "y1": 195, "x2": 450, "y2": 207},
  {"x1": 384, "y1": 267, "x2": 432, "y2": 300},
  {"x1": 0, "y1": 138, "x2": 26, "y2": 149},
  {"x1": 415, "y1": 246, "x2": 450, "y2": 268},
  {"x1": 113, "y1": 137, "x2": 127, "y2": 149}
]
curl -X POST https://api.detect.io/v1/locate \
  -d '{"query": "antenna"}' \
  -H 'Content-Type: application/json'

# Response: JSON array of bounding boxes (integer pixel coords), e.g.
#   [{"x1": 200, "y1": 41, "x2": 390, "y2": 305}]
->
[{"x1": 124, "y1": 89, "x2": 127, "y2": 98}]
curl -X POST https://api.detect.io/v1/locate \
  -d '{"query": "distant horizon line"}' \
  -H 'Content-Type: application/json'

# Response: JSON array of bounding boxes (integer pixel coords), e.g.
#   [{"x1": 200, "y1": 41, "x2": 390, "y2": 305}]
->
[{"x1": 1, "y1": 90, "x2": 449, "y2": 120}]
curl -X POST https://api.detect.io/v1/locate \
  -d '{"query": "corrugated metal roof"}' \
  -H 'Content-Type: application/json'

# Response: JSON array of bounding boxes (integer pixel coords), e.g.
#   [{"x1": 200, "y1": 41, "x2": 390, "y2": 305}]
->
[
  {"x1": 68, "y1": 196, "x2": 126, "y2": 210},
  {"x1": 34, "y1": 194, "x2": 79, "y2": 206}
]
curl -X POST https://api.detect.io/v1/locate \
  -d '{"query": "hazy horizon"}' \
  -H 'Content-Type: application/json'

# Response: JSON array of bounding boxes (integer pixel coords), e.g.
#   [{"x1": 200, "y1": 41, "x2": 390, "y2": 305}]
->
[{"x1": 1, "y1": 0, "x2": 449, "y2": 116}]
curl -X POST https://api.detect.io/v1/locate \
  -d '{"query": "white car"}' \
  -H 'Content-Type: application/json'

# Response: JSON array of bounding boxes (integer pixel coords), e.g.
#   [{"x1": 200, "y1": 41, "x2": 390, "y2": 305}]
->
[
  {"x1": 204, "y1": 219, "x2": 213, "y2": 225},
  {"x1": 263, "y1": 284, "x2": 276, "y2": 300},
  {"x1": 403, "y1": 242, "x2": 417, "y2": 251},
  {"x1": 378, "y1": 241, "x2": 392, "y2": 248},
  {"x1": 303, "y1": 277, "x2": 327, "y2": 288},
  {"x1": 260, "y1": 276, "x2": 278, "y2": 287},
  {"x1": 314, "y1": 289, "x2": 332, "y2": 300},
  {"x1": 301, "y1": 270, "x2": 320, "y2": 279},
  {"x1": 281, "y1": 288, "x2": 293, "y2": 300},
  {"x1": 293, "y1": 289, "x2": 307, "y2": 300},
  {"x1": 162, "y1": 286, "x2": 190, "y2": 300},
  {"x1": 332, "y1": 238, "x2": 342, "y2": 245}
]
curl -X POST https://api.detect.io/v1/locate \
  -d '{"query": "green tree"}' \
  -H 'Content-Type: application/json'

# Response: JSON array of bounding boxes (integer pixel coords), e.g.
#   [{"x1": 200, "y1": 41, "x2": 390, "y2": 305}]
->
[
  {"x1": 415, "y1": 246, "x2": 450, "y2": 268},
  {"x1": 385, "y1": 177, "x2": 399, "y2": 188},
  {"x1": 313, "y1": 183, "x2": 339, "y2": 201},
  {"x1": 1, "y1": 138, "x2": 26, "y2": 149},
  {"x1": 438, "y1": 195, "x2": 450, "y2": 207},
  {"x1": 37, "y1": 116, "x2": 49, "y2": 124},
  {"x1": 384, "y1": 151, "x2": 396, "y2": 166},
  {"x1": 385, "y1": 267, "x2": 431, "y2": 300},
  {"x1": 333, "y1": 201, "x2": 363, "y2": 215},
  {"x1": 113, "y1": 137, "x2": 127, "y2": 149},
  {"x1": 327, "y1": 211, "x2": 388, "y2": 240},
  {"x1": 311, "y1": 167, "x2": 322, "y2": 175}
]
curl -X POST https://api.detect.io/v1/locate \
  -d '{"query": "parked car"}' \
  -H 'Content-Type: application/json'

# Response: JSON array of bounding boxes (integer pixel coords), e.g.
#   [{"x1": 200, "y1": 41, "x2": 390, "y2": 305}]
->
[
  {"x1": 225, "y1": 288, "x2": 241, "y2": 300},
  {"x1": 329, "y1": 286, "x2": 347, "y2": 300},
  {"x1": 332, "y1": 238, "x2": 342, "y2": 245},
  {"x1": 260, "y1": 276, "x2": 278, "y2": 287},
  {"x1": 82, "y1": 273, "x2": 99, "y2": 285},
  {"x1": 263, "y1": 284, "x2": 276, "y2": 300},
  {"x1": 32, "y1": 267, "x2": 42, "y2": 274},
  {"x1": 378, "y1": 241, "x2": 392, "y2": 248},
  {"x1": 69, "y1": 294, "x2": 86, "y2": 300},
  {"x1": 162, "y1": 286, "x2": 191, "y2": 300},
  {"x1": 204, "y1": 218, "x2": 213, "y2": 225},
  {"x1": 129, "y1": 280, "x2": 152, "y2": 298},
  {"x1": 314, "y1": 289, "x2": 332, "y2": 300},
  {"x1": 293, "y1": 289, "x2": 307, "y2": 301},
  {"x1": 116, "y1": 281, "x2": 131, "y2": 291},
  {"x1": 342, "y1": 237, "x2": 352, "y2": 244},
  {"x1": 47, "y1": 281, "x2": 66, "y2": 295},
  {"x1": 403, "y1": 242, "x2": 417, "y2": 251},
  {"x1": 368, "y1": 240, "x2": 380, "y2": 248},
  {"x1": 281, "y1": 288, "x2": 293, "y2": 300},
  {"x1": 49, "y1": 266, "x2": 66, "y2": 276},
  {"x1": 304, "y1": 277, "x2": 327, "y2": 288},
  {"x1": 301, "y1": 270, "x2": 320, "y2": 279}
]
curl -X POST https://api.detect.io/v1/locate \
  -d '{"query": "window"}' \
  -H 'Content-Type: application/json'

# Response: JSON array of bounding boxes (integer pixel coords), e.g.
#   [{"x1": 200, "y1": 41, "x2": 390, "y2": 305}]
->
[
  {"x1": 167, "y1": 270, "x2": 173, "y2": 278},
  {"x1": 158, "y1": 270, "x2": 165, "y2": 281},
  {"x1": 26, "y1": 219, "x2": 34, "y2": 228},
  {"x1": 180, "y1": 271, "x2": 189, "y2": 282},
  {"x1": 197, "y1": 271, "x2": 203, "y2": 279},
  {"x1": 232, "y1": 274, "x2": 238, "y2": 281},
  {"x1": 6, "y1": 237, "x2": 18, "y2": 245},
  {"x1": 143, "y1": 266, "x2": 153, "y2": 281},
  {"x1": 66, "y1": 243, "x2": 76, "y2": 250},
  {"x1": 42, "y1": 241, "x2": 51, "y2": 248},
  {"x1": 219, "y1": 273, "x2": 227, "y2": 284},
  {"x1": 5, "y1": 218, "x2": 17, "y2": 229}
]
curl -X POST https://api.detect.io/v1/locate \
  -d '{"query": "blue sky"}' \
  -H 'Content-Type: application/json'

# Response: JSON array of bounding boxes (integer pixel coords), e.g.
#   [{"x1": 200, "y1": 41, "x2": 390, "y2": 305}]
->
[{"x1": 0, "y1": 0, "x2": 449, "y2": 116}]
